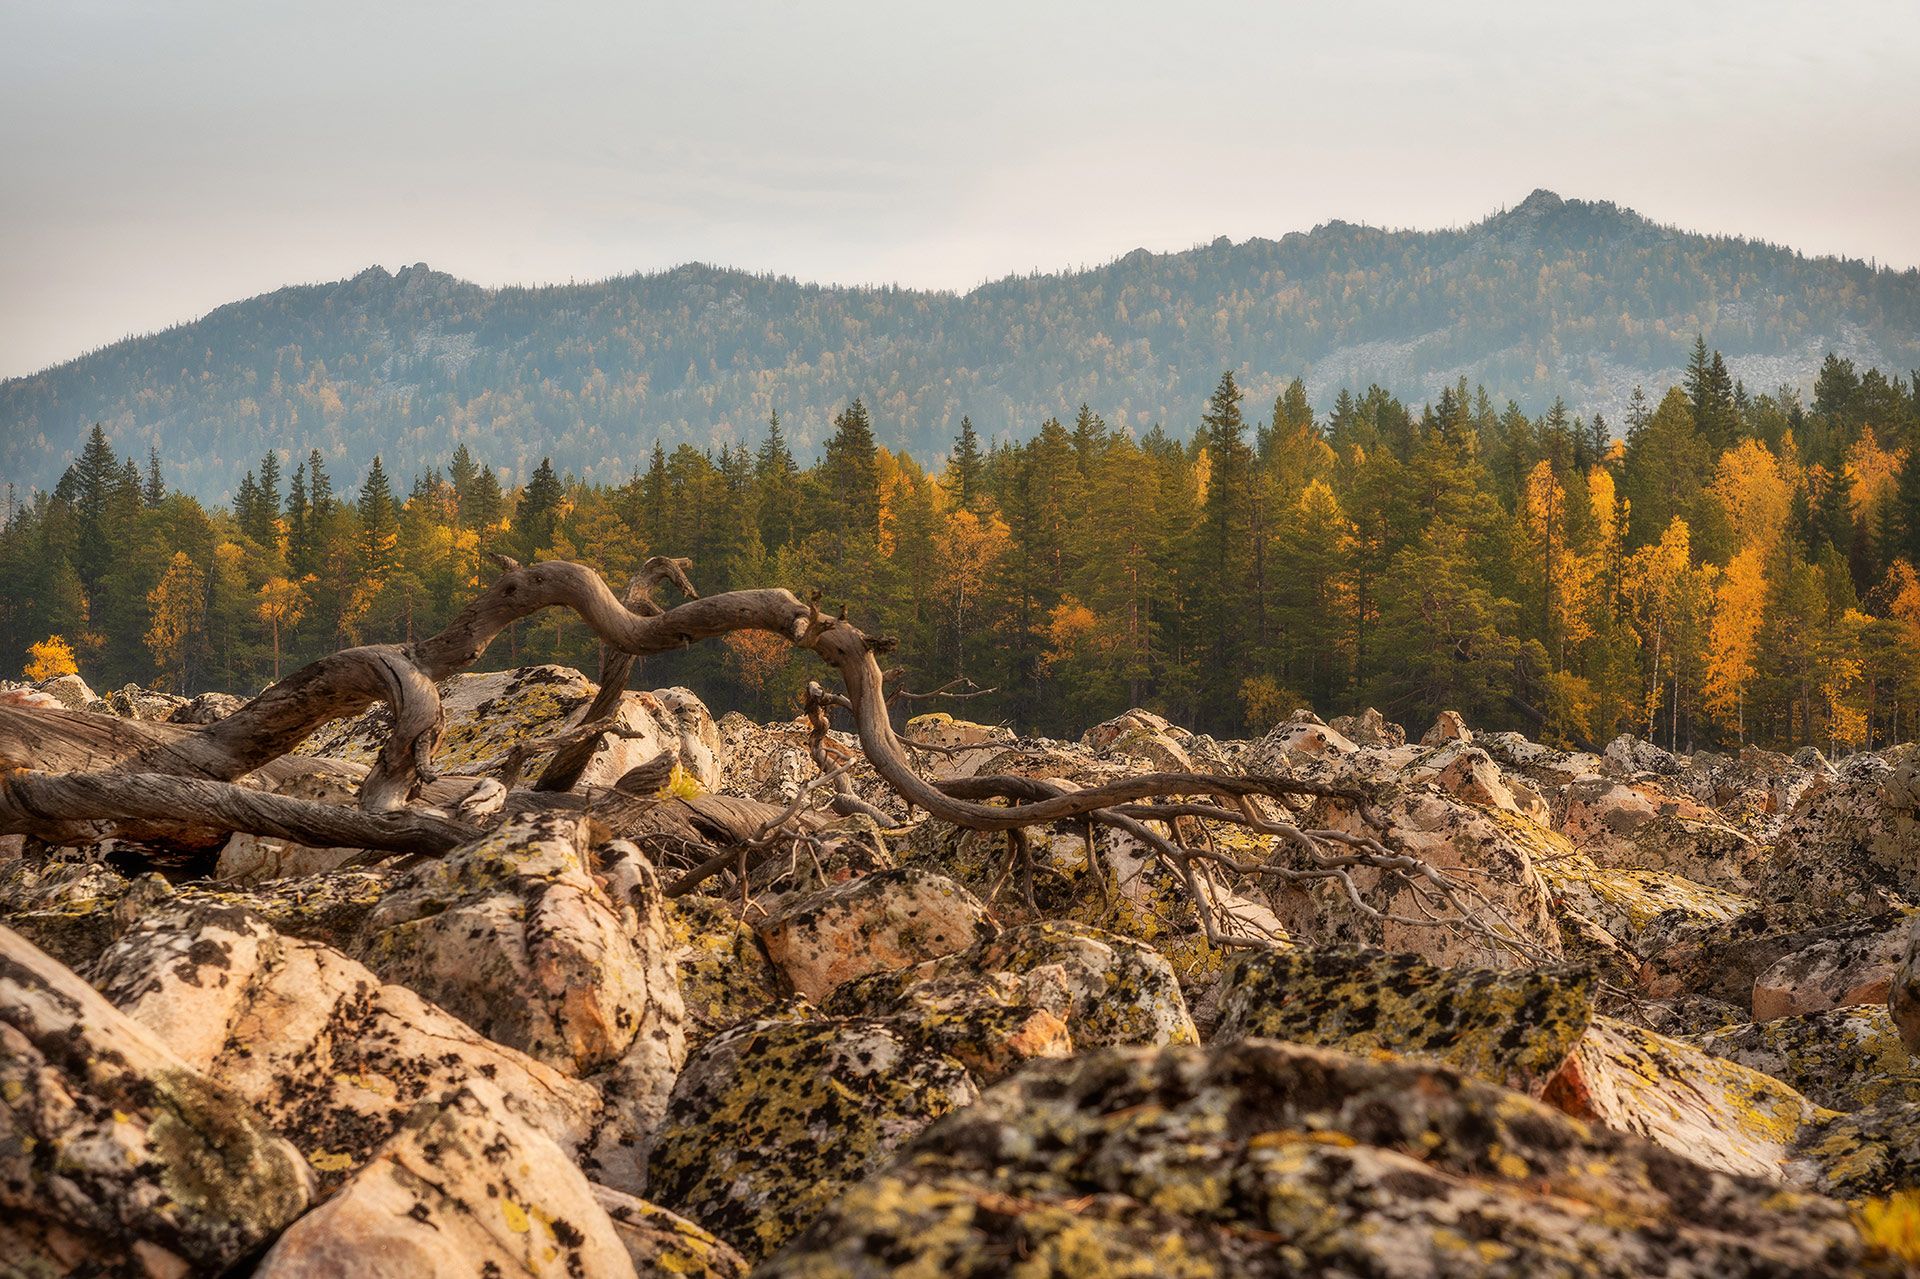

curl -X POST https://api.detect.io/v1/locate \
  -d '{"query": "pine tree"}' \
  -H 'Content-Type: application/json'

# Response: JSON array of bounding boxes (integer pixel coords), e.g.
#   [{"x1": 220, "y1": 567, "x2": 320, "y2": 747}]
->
[
  {"x1": 515, "y1": 457, "x2": 564, "y2": 559},
  {"x1": 944, "y1": 415, "x2": 987, "y2": 513},
  {"x1": 1069, "y1": 404, "x2": 1108, "y2": 478},
  {"x1": 286, "y1": 462, "x2": 313, "y2": 576},
  {"x1": 234, "y1": 470, "x2": 264, "y2": 544},
  {"x1": 256, "y1": 450, "x2": 282, "y2": 542},
  {"x1": 449, "y1": 444, "x2": 481, "y2": 505},
  {"x1": 1192, "y1": 370, "x2": 1257, "y2": 729},
  {"x1": 143, "y1": 447, "x2": 166, "y2": 507},
  {"x1": 755, "y1": 412, "x2": 801, "y2": 550},
  {"x1": 68, "y1": 423, "x2": 121, "y2": 589},
  {"x1": 1624, "y1": 386, "x2": 1652, "y2": 438},
  {"x1": 642, "y1": 442, "x2": 671, "y2": 553},
  {"x1": 356, "y1": 456, "x2": 400, "y2": 576},
  {"x1": 307, "y1": 451, "x2": 335, "y2": 517},
  {"x1": 1813, "y1": 353, "x2": 1861, "y2": 425},
  {"x1": 822, "y1": 398, "x2": 881, "y2": 550},
  {"x1": 1622, "y1": 388, "x2": 1711, "y2": 548},
  {"x1": 1884, "y1": 443, "x2": 1920, "y2": 567}
]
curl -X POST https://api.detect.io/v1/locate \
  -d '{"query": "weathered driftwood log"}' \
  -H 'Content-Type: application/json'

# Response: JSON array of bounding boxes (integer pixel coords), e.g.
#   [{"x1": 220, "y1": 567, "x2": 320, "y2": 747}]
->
[{"x1": 0, "y1": 769, "x2": 479, "y2": 854}]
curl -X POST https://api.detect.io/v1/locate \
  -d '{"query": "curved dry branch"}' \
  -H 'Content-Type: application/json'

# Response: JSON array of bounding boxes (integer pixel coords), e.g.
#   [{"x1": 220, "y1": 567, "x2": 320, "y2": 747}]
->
[
  {"x1": 0, "y1": 556, "x2": 1380, "y2": 870},
  {"x1": 535, "y1": 555, "x2": 696, "y2": 792}
]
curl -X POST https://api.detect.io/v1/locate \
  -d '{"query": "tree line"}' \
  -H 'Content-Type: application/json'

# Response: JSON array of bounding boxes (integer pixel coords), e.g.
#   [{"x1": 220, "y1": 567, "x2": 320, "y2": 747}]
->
[{"x1": 4, "y1": 340, "x2": 1918, "y2": 753}]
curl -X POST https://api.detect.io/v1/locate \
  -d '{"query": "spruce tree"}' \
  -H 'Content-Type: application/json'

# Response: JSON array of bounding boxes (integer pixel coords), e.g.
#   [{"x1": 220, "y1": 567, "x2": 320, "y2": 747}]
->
[
  {"x1": 822, "y1": 398, "x2": 881, "y2": 547},
  {"x1": 357, "y1": 456, "x2": 400, "y2": 576},
  {"x1": 286, "y1": 462, "x2": 312, "y2": 575},
  {"x1": 1884, "y1": 443, "x2": 1920, "y2": 568},
  {"x1": 1193, "y1": 370, "x2": 1256, "y2": 729},
  {"x1": 515, "y1": 457, "x2": 564, "y2": 559},
  {"x1": 234, "y1": 471, "x2": 263, "y2": 541},
  {"x1": 69, "y1": 423, "x2": 120, "y2": 589},
  {"x1": 307, "y1": 450, "x2": 335, "y2": 517},
  {"x1": 946, "y1": 415, "x2": 985, "y2": 512},
  {"x1": 449, "y1": 444, "x2": 481, "y2": 506},
  {"x1": 258, "y1": 451, "x2": 282, "y2": 537},
  {"x1": 755, "y1": 412, "x2": 801, "y2": 550},
  {"x1": 143, "y1": 447, "x2": 166, "y2": 507}
]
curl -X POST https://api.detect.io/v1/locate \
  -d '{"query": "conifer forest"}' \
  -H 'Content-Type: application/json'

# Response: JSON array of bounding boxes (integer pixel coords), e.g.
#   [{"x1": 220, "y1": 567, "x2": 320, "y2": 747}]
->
[{"x1": 9, "y1": 340, "x2": 1918, "y2": 755}]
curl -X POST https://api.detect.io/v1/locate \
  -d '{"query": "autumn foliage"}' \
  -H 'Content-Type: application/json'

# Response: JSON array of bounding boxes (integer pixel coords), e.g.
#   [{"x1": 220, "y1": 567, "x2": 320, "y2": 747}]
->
[{"x1": 5, "y1": 347, "x2": 1918, "y2": 755}]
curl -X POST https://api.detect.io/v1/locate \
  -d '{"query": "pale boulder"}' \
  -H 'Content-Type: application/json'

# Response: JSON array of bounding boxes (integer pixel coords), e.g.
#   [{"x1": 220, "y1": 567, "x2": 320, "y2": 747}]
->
[{"x1": 256, "y1": 1083, "x2": 636, "y2": 1279}]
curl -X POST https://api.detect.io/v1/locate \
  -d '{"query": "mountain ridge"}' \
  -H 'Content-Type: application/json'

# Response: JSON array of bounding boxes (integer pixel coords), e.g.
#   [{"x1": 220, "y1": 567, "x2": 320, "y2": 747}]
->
[{"x1": 6, "y1": 190, "x2": 1918, "y2": 499}]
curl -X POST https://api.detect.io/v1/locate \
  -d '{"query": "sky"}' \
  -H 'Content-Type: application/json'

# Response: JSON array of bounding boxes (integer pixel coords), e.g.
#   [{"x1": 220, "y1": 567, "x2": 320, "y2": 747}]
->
[{"x1": 3, "y1": 0, "x2": 1919, "y2": 381}]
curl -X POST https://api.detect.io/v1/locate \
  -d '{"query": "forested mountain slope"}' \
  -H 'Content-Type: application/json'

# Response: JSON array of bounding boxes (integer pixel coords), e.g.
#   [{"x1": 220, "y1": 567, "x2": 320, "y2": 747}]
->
[{"x1": 5, "y1": 189, "x2": 1919, "y2": 498}]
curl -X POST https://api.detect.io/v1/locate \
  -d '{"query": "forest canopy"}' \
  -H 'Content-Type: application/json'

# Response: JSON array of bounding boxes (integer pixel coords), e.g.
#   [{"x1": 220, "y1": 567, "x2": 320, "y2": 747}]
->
[{"x1": 6, "y1": 341, "x2": 1918, "y2": 755}]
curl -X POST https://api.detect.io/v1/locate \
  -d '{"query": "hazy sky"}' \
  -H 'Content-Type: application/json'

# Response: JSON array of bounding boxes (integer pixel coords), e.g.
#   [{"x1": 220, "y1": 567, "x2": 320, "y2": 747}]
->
[{"x1": 4, "y1": 0, "x2": 1918, "y2": 380}]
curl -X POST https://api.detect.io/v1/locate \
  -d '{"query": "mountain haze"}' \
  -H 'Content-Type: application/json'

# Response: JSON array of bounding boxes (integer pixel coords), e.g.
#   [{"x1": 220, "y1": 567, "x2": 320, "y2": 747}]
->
[{"x1": 6, "y1": 190, "x2": 1918, "y2": 499}]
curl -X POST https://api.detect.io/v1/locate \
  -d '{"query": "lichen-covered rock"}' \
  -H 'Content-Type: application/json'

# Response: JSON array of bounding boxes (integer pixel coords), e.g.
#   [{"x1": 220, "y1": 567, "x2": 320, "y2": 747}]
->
[
  {"x1": 168, "y1": 690, "x2": 246, "y2": 724},
  {"x1": 1245, "y1": 708, "x2": 1359, "y2": 770},
  {"x1": 594, "y1": 1185, "x2": 751, "y2": 1278},
  {"x1": 646, "y1": 1008, "x2": 980, "y2": 1261},
  {"x1": 1760, "y1": 744, "x2": 1920, "y2": 923},
  {"x1": 1690, "y1": 1005, "x2": 1920, "y2": 1112},
  {"x1": 905, "y1": 712, "x2": 1019, "y2": 779},
  {"x1": 195, "y1": 868, "x2": 393, "y2": 950},
  {"x1": 756, "y1": 867, "x2": 996, "y2": 1001},
  {"x1": 1, "y1": 857, "x2": 387, "y2": 969},
  {"x1": 1421, "y1": 708, "x2": 1473, "y2": 745},
  {"x1": 1478, "y1": 729, "x2": 1607, "y2": 791},
  {"x1": 1638, "y1": 906, "x2": 1904, "y2": 1015},
  {"x1": 1556, "y1": 775, "x2": 1764, "y2": 891},
  {"x1": 824, "y1": 965, "x2": 1073, "y2": 1081},
  {"x1": 1537, "y1": 854, "x2": 1754, "y2": 953},
  {"x1": 103, "y1": 683, "x2": 190, "y2": 721},
  {"x1": 826, "y1": 917, "x2": 1198, "y2": 1078},
  {"x1": 1894, "y1": 917, "x2": 1920, "y2": 1054},
  {"x1": 1678, "y1": 744, "x2": 1831, "y2": 840},
  {"x1": 297, "y1": 663, "x2": 720, "y2": 789},
  {"x1": 1403, "y1": 739, "x2": 1551, "y2": 822},
  {"x1": 669, "y1": 892, "x2": 787, "y2": 1048},
  {"x1": 213, "y1": 769, "x2": 371, "y2": 884},
  {"x1": 1605, "y1": 732, "x2": 1686, "y2": 776},
  {"x1": 1270, "y1": 788, "x2": 1563, "y2": 968},
  {"x1": 760, "y1": 1038, "x2": 1879, "y2": 1278},
  {"x1": 1753, "y1": 909, "x2": 1915, "y2": 1020},
  {"x1": 1078, "y1": 708, "x2": 1198, "y2": 774},
  {"x1": 1213, "y1": 946, "x2": 1596, "y2": 1095},
  {"x1": 1328, "y1": 706, "x2": 1407, "y2": 747},
  {"x1": 1551, "y1": 903, "x2": 1644, "y2": 988},
  {"x1": 1, "y1": 926, "x2": 315, "y2": 1274},
  {"x1": 967, "y1": 919, "x2": 1198, "y2": 1048},
  {"x1": 1543, "y1": 1014, "x2": 1825, "y2": 1180},
  {"x1": 356, "y1": 811, "x2": 685, "y2": 1083},
  {"x1": 1790, "y1": 1095, "x2": 1920, "y2": 1200},
  {"x1": 89, "y1": 902, "x2": 603, "y2": 1189},
  {"x1": 0, "y1": 856, "x2": 174, "y2": 968},
  {"x1": 30, "y1": 671, "x2": 96, "y2": 710},
  {"x1": 256, "y1": 1082, "x2": 636, "y2": 1279}
]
